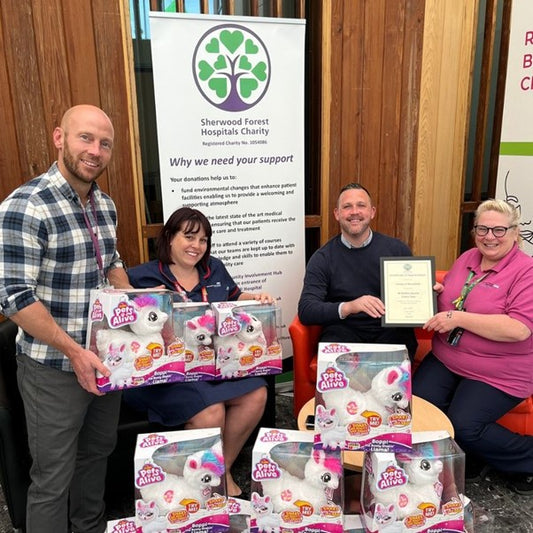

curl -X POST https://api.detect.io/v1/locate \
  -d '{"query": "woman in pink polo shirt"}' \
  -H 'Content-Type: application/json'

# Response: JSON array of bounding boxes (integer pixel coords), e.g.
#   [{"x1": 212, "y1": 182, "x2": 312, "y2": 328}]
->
[{"x1": 413, "y1": 198, "x2": 533, "y2": 495}]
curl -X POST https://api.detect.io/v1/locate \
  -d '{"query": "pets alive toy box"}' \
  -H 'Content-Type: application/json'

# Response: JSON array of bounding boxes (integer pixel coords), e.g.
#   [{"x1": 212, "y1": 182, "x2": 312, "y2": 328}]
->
[
  {"x1": 173, "y1": 302, "x2": 216, "y2": 381},
  {"x1": 86, "y1": 289, "x2": 183, "y2": 392},
  {"x1": 250, "y1": 427, "x2": 344, "y2": 533},
  {"x1": 314, "y1": 342, "x2": 412, "y2": 452},
  {"x1": 228, "y1": 497, "x2": 252, "y2": 533},
  {"x1": 361, "y1": 431, "x2": 465, "y2": 533},
  {"x1": 211, "y1": 301, "x2": 282, "y2": 379},
  {"x1": 105, "y1": 517, "x2": 140, "y2": 533},
  {"x1": 134, "y1": 427, "x2": 229, "y2": 532}
]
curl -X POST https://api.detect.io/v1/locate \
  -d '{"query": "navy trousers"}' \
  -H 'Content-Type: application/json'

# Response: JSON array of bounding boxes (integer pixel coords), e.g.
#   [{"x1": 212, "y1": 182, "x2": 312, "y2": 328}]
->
[{"x1": 413, "y1": 352, "x2": 533, "y2": 475}]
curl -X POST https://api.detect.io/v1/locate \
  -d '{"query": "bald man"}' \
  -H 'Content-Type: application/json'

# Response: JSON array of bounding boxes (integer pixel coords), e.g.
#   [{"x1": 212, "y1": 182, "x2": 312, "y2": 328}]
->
[{"x1": 0, "y1": 105, "x2": 131, "y2": 532}]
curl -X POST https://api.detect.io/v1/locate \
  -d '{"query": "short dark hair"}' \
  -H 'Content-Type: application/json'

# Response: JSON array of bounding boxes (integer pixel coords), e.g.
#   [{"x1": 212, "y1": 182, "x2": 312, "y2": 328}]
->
[
  {"x1": 156, "y1": 207, "x2": 212, "y2": 269},
  {"x1": 338, "y1": 182, "x2": 373, "y2": 204}
]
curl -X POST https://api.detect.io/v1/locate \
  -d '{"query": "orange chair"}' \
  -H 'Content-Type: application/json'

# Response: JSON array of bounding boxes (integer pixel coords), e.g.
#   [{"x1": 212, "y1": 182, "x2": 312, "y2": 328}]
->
[{"x1": 289, "y1": 269, "x2": 533, "y2": 436}]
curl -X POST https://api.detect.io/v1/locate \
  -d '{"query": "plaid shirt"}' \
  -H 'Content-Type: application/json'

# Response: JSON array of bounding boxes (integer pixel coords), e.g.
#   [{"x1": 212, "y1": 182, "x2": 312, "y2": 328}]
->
[{"x1": 0, "y1": 163, "x2": 123, "y2": 371}]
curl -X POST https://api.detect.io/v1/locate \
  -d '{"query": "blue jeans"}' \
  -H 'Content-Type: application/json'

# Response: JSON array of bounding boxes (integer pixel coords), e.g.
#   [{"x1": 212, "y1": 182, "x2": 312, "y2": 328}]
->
[
  {"x1": 413, "y1": 353, "x2": 533, "y2": 474},
  {"x1": 17, "y1": 354, "x2": 122, "y2": 533}
]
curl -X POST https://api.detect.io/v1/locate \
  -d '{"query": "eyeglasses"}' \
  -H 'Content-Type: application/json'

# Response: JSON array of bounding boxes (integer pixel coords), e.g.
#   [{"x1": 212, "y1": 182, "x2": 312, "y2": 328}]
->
[{"x1": 473, "y1": 225, "x2": 517, "y2": 238}]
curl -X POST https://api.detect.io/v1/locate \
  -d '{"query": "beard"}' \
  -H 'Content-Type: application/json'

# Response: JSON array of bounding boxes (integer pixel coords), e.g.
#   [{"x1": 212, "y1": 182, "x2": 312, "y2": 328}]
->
[{"x1": 62, "y1": 138, "x2": 105, "y2": 183}]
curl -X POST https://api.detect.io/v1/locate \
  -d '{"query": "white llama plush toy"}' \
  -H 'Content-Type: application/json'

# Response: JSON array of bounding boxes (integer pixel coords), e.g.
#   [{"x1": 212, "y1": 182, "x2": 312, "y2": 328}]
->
[
  {"x1": 139, "y1": 442, "x2": 225, "y2": 515},
  {"x1": 183, "y1": 309, "x2": 216, "y2": 361},
  {"x1": 96, "y1": 294, "x2": 168, "y2": 360},
  {"x1": 322, "y1": 363, "x2": 410, "y2": 426},
  {"x1": 370, "y1": 453, "x2": 443, "y2": 520},
  {"x1": 214, "y1": 310, "x2": 267, "y2": 357},
  {"x1": 372, "y1": 502, "x2": 403, "y2": 532},
  {"x1": 251, "y1": 492, "x2": 280, "y2": 533},
  {"x1": 315, "y1": 404, "x2": 346, "y2": 449},
  {"x1": 104, "y1": 342, "x2": 135, "y2": 389},
  {"x1": 217, "y1": 346, "x2": 241, "y2": 379},
  {"x1": 135, "y1": 499, "x2": 168, "y2": 533},
  {"x1": 260, "y1": 447, "x2": 342, "y2": 514}
]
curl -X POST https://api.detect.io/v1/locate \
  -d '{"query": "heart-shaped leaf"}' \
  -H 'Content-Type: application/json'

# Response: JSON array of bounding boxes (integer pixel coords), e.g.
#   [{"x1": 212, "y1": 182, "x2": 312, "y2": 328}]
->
[
  {"x1": 245, "y1": 39, "x2": 259, "y2": 54},
  {"x1": 240, "y1": 77, "x2": 258, "y2": 98},
  {"x1": 239, "y1": 56, "x2": 252, "y2": 71},
  {"x1": 220, "y1": 30, "x2": 244, "y2": 54},
  {"x1": 205, "y1": 38, "x2": 219, "y2": 53},
  {"x1": 214, "y1": 55, "x2": 227, "y2": 70},
  {"x1": 251, "y1": 61, "x2": 267, "y2": 82},
  {"x1": 198, "y1": 60, "x2": 214, "y2": 81},
  {"x1": 208, "y1": 77, "x2": 228, "y2": 98}
]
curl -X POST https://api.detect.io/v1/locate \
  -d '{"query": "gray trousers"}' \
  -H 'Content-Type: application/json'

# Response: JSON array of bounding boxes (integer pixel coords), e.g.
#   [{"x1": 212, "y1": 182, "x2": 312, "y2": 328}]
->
[{"x1": 16, "y1": 354, "x2": 122, "y2": 533}]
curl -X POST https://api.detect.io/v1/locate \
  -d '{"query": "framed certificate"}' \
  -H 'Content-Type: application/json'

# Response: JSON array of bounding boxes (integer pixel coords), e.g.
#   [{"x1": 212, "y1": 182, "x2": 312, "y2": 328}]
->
[{"x1": 380, "y1": 256, "x2": 437, "y2": 327}]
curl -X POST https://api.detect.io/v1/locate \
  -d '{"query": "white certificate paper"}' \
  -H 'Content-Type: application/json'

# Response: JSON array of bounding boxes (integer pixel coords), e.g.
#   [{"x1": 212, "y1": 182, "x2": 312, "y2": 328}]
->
[{"x1": 380, "y1": 257, "x2": 437, "y2": 327}]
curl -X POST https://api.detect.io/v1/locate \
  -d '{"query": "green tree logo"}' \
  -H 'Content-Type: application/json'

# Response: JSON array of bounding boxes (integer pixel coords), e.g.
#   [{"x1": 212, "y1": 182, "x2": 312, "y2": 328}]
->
[{"x1": 193, "y1": 24, "x2": 271, "y2": 111}]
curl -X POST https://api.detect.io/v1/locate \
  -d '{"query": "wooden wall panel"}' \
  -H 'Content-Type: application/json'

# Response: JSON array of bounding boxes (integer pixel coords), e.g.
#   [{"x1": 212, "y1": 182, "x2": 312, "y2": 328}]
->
[
  {"x1": 0, "y1": 1, "x2": 49, "y2": 186},
  {"x1": 92, "y1": 0, "x2": 145, "y2": 263},
  {"x1": 0, "y1": 0, "x2": 143, "y2": 269},
  {"x1": 321, "y1": 0, "x2": 426, "y2": 247},
  {"x1": 321, "y1": 0, "x2": 477, "y2": 269},
  {"x1": 62, "y1": 3, "x2": 100, "y2": 108},
  {"x1": 0, "y1": 18, "x2": 21, "y2": 185},
  {"x1": 412, "y1": 0, "x2": 478, "y2": 268},
  {"x1": 397, "y1": 0, "x2": 425, "y2": 242}
]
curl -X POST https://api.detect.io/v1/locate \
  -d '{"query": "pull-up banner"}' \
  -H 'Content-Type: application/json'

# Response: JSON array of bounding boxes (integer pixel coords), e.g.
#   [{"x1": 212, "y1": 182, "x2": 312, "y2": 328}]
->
[
  {"x1": 496, "y1": 0, "x2": 533, "y2": 254},
  {"x1": 149, "y1": 12, "x2": 306, "y2": 356}
]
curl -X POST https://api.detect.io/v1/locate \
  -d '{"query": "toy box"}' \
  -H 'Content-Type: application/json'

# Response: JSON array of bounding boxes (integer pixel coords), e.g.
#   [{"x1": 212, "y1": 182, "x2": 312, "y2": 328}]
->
[
  {"x1": 250, "y1": 427, "x2": 344, "y2": 533},
  {"x1": 314, "y1": 342, "x2": 412, "y2": 452},
  {"x1": 228, "y1": 497, "x2": 252, "y2": 533},
  {"x1": 361, "y1": 431, "x2": 465, "y2": 533},
  {"x1": 134, "y1": 427, "x2": 229, "y2": 532},
  {"x1": 211, "y1": 301, "x2": 283, "y2": 379},
  {"x1": 86, "y1": 289, "x2": 183, "y2": 392},
  {"x1": 105, "y1": 517, "x2": 140, "y2": 533},
  {"x1": 173, "y1": 302, "x2": 217, "y2": 381}
]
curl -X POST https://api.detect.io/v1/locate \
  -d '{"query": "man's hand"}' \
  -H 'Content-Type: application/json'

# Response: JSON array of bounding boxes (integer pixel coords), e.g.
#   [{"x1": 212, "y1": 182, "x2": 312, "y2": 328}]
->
[
  {"x1": 68, "y1": 348, "x2": 109, "y2": 396},
  {"x1": 342, "y1": 295, "x2": 386, "y2": 319}
]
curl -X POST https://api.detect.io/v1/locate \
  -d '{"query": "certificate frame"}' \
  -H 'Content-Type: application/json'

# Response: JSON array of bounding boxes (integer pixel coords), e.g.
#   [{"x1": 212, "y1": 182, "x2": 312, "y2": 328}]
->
[{"x1": 380, "y1": 256, "x2": 437, "y2": 327}]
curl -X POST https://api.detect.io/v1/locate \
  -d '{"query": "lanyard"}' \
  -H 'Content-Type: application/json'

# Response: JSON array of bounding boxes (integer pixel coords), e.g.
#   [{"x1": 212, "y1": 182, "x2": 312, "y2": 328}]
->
[
  {"x1": 158, "y1": 261, "x2": 208, "y2": 303},
  {"x1": 452, "y1": 269, "x2": 489, "y2": 311},
  {"x1": 82, "y1": 192, "x2": 105, "y2": 283}
]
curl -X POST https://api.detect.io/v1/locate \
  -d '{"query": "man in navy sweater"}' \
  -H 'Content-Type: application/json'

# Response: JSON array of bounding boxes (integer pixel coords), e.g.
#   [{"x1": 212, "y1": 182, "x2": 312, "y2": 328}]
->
[{"x1": 298, "y1": 182, "x2": 417, "y2": 360}]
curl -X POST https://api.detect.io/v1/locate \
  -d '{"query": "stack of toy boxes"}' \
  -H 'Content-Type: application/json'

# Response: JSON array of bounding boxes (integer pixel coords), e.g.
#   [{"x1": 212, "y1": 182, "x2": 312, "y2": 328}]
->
[
  {"x1": 360, "y1": 431, "x2": 466, "y2": 532},
  {"x1": 314, "y1": 342, "x2": 412, "y2": 453},
  {"x1": 133, "y1": 427, "x2": 229, "y2": 532},
  {"x1": 211, "y1": 301, "x2": 283, "y2": 379},
  {"x1": 173, "y1": 302, "x2": 217, "y2": 381},
  {"x1": 250, "y1": 427, "x2": 344, "y2": 533},
  {"x1": 86, "y1": 288, "x2": 183, "y2": 392}
]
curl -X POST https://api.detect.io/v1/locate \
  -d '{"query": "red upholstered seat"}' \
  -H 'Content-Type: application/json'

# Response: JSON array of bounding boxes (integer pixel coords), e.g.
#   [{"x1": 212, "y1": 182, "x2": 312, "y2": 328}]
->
[{"x1": 289, "y1": 269, "x2": 533, "y2": 436}]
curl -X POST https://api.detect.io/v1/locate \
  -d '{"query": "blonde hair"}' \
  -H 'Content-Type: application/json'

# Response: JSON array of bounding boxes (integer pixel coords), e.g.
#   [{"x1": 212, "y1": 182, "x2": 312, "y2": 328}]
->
[{"x1": 474, "y1": 199, "x2": 522, "y2": 246}]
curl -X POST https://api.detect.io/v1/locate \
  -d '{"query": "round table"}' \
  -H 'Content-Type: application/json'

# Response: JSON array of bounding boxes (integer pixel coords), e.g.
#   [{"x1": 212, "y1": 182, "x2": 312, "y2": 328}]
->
[{"x1": 297, "y1": 395, "x2": 454, "y2": 470}]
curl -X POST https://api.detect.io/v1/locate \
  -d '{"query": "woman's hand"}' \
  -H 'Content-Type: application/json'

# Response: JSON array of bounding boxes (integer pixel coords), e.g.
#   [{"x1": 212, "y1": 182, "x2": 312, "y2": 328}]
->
[
  {"x1": 424, "y1": 310, "x2": 457, "y2": 334},
  {"x1": 433, "y1": 281, "x2": 444, "y2": 294},
  {"x1": 251, "y1": 292, "x2": 274, "y2": 304},
  {"x1": 239, "y1": 292, "x2": 274, "y2": 304}
]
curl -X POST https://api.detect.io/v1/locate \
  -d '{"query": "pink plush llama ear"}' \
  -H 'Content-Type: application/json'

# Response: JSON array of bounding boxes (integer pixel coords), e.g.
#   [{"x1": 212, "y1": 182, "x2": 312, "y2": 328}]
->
[
  {"x1": 386, "y1": 368, "x2": 400, "y2": 385},
  {"x1": 186, "y1": 320, "x2": 198, "y2": 331}
]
